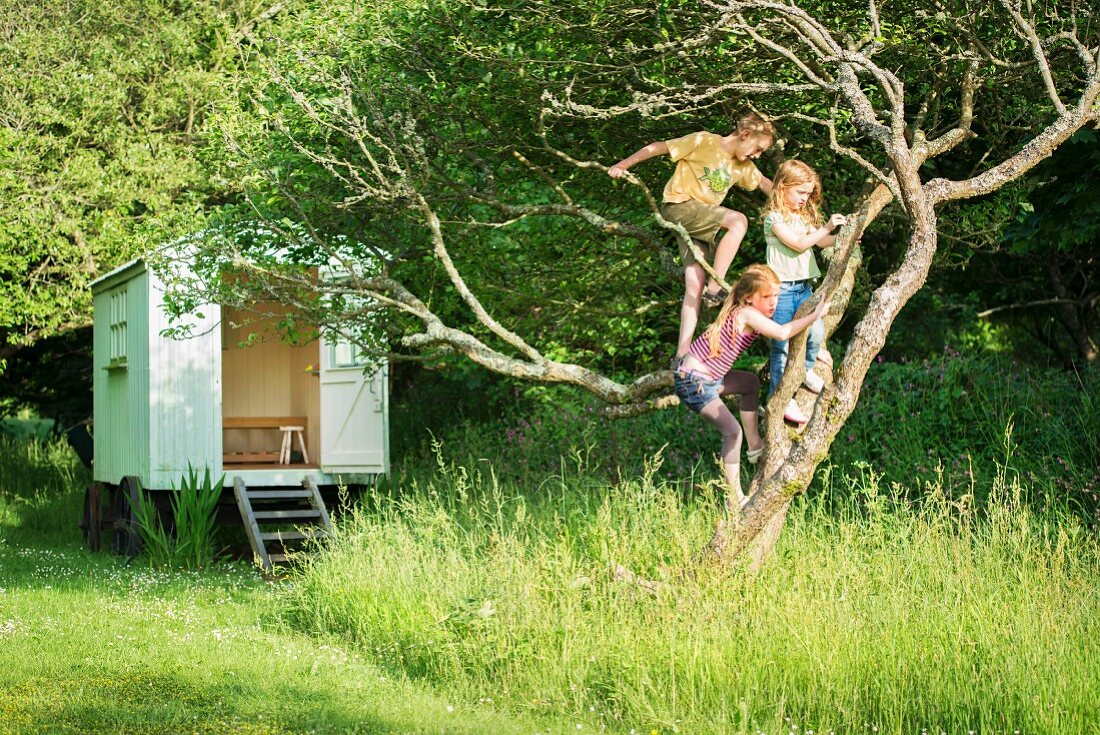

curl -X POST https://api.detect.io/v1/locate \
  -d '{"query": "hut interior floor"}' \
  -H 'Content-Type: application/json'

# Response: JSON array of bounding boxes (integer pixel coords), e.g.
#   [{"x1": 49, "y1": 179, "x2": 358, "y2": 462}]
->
[{"x1": 224, "y1": 462, "x2": 319, "y2": 470}]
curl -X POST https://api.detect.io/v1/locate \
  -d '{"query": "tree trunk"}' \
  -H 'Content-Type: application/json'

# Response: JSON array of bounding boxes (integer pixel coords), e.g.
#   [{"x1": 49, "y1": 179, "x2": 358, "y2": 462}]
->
[
  {"x1": 706, "y1": 182, "x2": 896, "y2": 562},
  {"x1": 715, "y1": 187, "x2": 940, "y2": 563},
  {"x1": 1047, "y1": 258, "x2": 1098, "y2": 363}
]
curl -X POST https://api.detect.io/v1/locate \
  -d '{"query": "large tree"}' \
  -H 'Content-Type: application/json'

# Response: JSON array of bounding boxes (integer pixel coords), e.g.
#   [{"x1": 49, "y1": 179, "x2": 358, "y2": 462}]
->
[
  {"x1": 0, "y1": 0, "x2": 282, "y2": 370},
  {"x1": 174, "y1": 0, "x2": 1100, "y2": 565}
]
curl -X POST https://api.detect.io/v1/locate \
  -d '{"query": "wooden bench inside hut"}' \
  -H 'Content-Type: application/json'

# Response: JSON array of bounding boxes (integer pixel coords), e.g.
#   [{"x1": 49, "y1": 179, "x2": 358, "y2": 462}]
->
[{"x1": 220, "y1": 304, "x2": 320, "y2": 469}]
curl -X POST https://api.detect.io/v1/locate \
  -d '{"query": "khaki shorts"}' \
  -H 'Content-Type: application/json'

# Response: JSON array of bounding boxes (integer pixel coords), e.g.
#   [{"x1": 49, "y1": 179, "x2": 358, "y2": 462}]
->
[{"x1": 661, "y1": 200, "x2": 728, "y2": 267}]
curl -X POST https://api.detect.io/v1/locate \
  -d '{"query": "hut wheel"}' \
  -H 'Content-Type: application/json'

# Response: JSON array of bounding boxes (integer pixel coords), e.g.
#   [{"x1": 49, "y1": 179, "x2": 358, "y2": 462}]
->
[
  {"x1": 79, "y1": 483, "x2": 102, "y2": 552},
  {"x1": 110, "y1": 476, "x2": 142, "y2": 557}
]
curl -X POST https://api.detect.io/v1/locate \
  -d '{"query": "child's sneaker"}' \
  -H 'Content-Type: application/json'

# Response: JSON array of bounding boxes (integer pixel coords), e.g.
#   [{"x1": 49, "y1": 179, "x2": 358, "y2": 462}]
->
[
  {"x1": 784, "y1": 398, "x2": 810, "y2": 424},
  {"x1": 803, "y1": 369, "x2": 824, "y2": 394},
  {"x1": 702, "y1": 288, "x2": 728, "y2": 310}
]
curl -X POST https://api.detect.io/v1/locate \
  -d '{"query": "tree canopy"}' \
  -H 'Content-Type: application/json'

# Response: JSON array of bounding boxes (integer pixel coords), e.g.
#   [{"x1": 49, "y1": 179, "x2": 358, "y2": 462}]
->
[
  {"x1": 148, "y1": 0, "x2": 1099, "y2": 562},
  {"x1": 0, "y1": 0, "x2": 277, "y2": 367},
  {"x1": 1, "y1": 0, "x2": 1096, "y2": 560}
]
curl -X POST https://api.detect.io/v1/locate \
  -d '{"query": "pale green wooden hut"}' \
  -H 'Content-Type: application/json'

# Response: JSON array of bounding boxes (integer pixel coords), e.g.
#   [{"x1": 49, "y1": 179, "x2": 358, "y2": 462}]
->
[{"x1": 89, "y1": 257, "x2": 388, "y2": 561}]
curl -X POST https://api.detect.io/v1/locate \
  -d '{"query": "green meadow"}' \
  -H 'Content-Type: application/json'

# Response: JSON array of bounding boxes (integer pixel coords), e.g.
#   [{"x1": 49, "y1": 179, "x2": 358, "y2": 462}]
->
[{"x1": 2, "y1": 357, "x2": 1099, "y2": 734}]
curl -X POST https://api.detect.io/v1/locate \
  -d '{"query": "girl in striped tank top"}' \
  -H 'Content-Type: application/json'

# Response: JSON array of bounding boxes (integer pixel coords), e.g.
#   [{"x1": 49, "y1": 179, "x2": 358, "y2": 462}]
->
[{"x1": 674, "y1": 264, "x2": 827, "y2": 508}]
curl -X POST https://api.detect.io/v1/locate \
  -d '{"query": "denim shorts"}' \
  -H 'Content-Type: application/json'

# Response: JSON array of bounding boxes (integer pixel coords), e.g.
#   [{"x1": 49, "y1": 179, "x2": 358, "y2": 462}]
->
[{"x1": 674, "y1": 368, "x2": 722, "y2": 413}]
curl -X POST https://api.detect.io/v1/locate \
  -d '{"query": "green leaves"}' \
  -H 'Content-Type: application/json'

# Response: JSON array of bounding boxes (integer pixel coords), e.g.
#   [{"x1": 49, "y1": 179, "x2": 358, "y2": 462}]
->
[
  {"x1": 133, "y1": 464, "x2": 225, "y2": 570},
  {"x1": 0, "y1": 0, "x2": 248, "y2": 357}
]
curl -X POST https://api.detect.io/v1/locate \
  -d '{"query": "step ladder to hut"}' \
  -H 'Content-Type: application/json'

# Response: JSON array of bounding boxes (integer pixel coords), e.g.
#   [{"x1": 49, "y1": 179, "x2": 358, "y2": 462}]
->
[{"x1": 233, "y1": 476, "x2": 334, "y2": 573}]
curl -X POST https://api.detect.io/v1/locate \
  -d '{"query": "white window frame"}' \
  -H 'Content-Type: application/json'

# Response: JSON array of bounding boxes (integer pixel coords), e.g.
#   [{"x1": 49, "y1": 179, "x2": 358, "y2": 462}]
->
[{"x1": 108, "y1": 289, "x2": 128, "y2": 368}]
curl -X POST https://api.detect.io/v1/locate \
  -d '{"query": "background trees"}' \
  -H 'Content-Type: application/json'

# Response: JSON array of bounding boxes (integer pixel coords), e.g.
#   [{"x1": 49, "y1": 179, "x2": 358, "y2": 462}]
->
[
  {"x1": 0, "y1": 0, "x2": 277, "y2": 370},
  {"x1": 164, "y1": 0, "x2": 1097, "y2": 556},
  {"x1": 1, "y1": 1, "x2": 1096, "y2": 564}
]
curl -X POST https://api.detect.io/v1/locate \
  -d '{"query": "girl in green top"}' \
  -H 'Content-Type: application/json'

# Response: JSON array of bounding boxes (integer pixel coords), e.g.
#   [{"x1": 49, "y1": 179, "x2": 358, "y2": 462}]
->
[{"x1": 763, "y1": 160, "x2": 847, "y2": 424}]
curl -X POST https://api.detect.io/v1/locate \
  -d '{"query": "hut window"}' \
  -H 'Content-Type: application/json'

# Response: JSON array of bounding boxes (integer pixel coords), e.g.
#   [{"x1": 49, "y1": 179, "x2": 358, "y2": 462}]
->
[
  {"x1": 331, "y1": 337, "x2": 363, "y2": 368},
  {"x1": 108, "y1": 289, "x2": 128, "y2": 367}
]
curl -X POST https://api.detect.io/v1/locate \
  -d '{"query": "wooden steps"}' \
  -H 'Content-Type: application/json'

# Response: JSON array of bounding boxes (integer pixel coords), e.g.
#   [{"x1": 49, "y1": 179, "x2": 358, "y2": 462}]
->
[{"x1": 233, "y1": 476, "x2": 334, "y2": 573}]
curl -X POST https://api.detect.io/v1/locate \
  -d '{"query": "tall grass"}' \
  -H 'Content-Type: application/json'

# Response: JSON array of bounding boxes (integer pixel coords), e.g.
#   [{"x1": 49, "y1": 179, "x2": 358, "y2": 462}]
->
[
  {"x1": 392, "y1": 355, "x2": 1100, "y2": 525},
  {"x1": 831, "y1": 354, "x2": 1099, "y2": 515},
  {"x1": 281, "y1": 440, "x2": 1100, "y2": 735},
  {"x1": 0, "y1": 441, "x2": 599, "y2": 734},
  {"x1": 0, "y1": 436, "x2": 86, "y2": 544}
]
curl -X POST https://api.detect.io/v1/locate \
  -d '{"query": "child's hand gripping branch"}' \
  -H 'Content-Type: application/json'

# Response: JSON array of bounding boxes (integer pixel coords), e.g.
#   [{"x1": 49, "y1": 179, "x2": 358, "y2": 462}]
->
[
  {"x1": 768, "y1": 212, "x2": 848, "y2": 253},
  {"x1": 739, "y1": 288, "x2": 828, "y2": 342}
]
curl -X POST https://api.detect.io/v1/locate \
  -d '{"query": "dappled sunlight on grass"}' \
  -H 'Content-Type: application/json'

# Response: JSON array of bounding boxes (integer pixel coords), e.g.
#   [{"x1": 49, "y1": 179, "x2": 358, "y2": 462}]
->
[{"x1": 0, "y1": 541, "x2": 570, "y2": 735}]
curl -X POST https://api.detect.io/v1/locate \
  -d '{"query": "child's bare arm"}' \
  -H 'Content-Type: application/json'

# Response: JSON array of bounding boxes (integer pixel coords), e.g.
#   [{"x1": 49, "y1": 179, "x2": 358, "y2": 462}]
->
[
  {"x1": 609, "y1": 141, "x2": 670, "y2": 178},
  {"x1": 741, "y1": 297, "x2": 828, "y2": 341},
  {"x1": 771, "y1": 214, "x2": 847, "y2": 252}
]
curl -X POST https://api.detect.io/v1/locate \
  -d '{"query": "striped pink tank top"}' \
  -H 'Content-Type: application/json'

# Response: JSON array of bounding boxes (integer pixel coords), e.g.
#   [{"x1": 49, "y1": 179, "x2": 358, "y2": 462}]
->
[{"x1": 687, "y1": 308, "x2": 757, "y2": 379}]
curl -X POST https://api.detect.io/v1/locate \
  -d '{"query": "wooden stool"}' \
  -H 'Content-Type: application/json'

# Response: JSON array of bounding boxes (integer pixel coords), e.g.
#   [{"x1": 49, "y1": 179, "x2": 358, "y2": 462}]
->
[{"x1": 278, "y1": 425, "x2": 309, "y2": 465}]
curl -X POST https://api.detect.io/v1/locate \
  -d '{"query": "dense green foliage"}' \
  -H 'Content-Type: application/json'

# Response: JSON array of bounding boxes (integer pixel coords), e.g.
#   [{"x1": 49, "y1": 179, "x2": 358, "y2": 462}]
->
[
  {"x1": 0, "y1": 0, "x2": 1095, "y2": 422},
  {"x1": 391, "y1": 355, "x2": 1100, "y2": 527},
  {"x1": 133, "y1": 466, "x2": 225, "y2": 571},
  {"x1": 0, "y1": 0, "x2": 258, "y2": 363},
  {"x1": 192, "y1": 0, "x2": 1096, "y2": 382}
]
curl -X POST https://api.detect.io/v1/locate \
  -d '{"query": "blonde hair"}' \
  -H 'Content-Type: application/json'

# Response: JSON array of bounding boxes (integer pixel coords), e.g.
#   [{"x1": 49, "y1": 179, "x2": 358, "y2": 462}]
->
[
  {"x1": 704, "y1": 264, "x2": 781, "y2": 357},
  {"x1": 765, "y1": 159, "x2": 824, "y2": 227},
  {"x1": 736, "y1": 111, "x2": 777, "y2": 141}
]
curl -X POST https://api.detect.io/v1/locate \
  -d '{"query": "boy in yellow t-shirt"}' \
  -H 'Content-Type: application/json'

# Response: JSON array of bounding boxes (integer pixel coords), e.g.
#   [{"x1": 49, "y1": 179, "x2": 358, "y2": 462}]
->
[{"x1": 609, "y1": 113, "x2": 776, "y2": 364}]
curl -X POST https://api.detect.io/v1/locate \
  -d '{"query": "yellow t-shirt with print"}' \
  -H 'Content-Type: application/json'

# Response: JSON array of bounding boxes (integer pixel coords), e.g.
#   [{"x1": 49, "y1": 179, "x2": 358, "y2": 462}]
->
[{"x1": 662, "y1": 131, "x2": 763, "y2": 206}]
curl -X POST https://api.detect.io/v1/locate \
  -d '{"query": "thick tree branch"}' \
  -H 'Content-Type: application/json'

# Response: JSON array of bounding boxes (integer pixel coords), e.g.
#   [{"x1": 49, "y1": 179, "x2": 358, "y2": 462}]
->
[
  {"x1": 415, "y1": 194, "x2": 543, "y2": 363},
  {"x1": 927, "y1": 77, "x2": 1100, "y2": 204},
  {"x1": 543, "y1": 80, "x2": 819, "y2": 121}
]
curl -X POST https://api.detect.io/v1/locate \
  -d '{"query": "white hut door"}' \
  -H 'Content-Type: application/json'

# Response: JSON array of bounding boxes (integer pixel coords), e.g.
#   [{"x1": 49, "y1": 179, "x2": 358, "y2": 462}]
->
[{"x1": 319, "y1": 335, "x2": 386, "y2": 472}]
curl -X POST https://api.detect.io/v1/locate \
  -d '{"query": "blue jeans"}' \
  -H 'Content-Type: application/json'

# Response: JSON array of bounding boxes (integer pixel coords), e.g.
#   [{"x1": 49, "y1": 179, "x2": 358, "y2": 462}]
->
[
  {"x1": 674, "y1": 368, "x2": 724, "y2": 413},
  {"x1": 768, "y1": 280, "x2": 824, "y2": 396}
]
